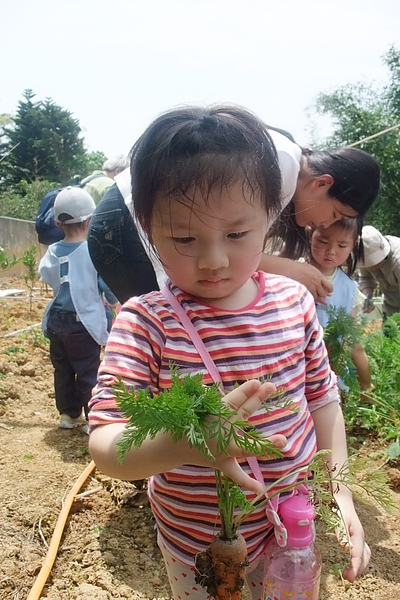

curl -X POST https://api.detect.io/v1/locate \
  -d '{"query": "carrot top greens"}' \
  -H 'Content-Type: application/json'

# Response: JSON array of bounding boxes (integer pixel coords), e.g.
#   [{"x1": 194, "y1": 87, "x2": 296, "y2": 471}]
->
[{"x1": 115, "y1": 365, "x2": 289, "y2": 464}]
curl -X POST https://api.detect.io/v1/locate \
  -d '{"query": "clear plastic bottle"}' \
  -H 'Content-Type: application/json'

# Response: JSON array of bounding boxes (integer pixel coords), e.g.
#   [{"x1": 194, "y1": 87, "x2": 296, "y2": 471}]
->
[{"x1": 264, "y1": 494, "x2": 322, "y2": 600}]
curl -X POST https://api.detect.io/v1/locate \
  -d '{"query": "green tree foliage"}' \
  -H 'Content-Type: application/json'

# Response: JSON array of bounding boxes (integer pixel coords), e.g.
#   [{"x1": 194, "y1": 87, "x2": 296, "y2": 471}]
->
[
  {"x1": 0, "y1": 91, "x2": 108, "y2": 220},
  {"x1": 0, "y1": 178, "x2": 59, "y2": 220},
  {"x1": 1, "y1": 90, "x2": 87, "y2": 188},
  {"x1": 314, "y1": 45, "x2": 400, "y2": 235}
]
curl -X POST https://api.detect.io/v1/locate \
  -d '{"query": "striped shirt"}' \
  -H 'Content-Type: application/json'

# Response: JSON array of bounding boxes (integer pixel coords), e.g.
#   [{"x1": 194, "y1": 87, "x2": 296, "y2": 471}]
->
[{"x1": 89, "y1": 271, "x2": 339, "y2": 566}]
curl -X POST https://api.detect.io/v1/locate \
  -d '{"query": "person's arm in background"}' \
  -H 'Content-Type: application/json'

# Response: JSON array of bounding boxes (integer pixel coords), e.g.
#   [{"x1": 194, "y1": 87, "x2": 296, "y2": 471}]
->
[
  {"x1": 349, "y1": 302, "x2": 373, "y2": 396},
  {"x1": 258, "y1": 253, "x2": 333, "y2": 304},
  {"x1": 358, "y1": 268, "x2": 377, "y2": 312},
  {"x1": 351, "y1": 342, "x2": 373, "y2": 393}
]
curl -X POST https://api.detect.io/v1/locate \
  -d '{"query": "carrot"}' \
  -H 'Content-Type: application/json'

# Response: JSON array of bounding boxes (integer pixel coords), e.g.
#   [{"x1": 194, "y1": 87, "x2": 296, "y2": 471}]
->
[{"x1": 195, "y1": 532, "x2": 249, "y2": 600}]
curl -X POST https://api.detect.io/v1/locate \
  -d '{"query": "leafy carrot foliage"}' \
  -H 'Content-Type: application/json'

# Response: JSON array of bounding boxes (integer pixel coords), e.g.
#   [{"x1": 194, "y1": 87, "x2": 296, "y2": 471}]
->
[{"x1": 114, "y1": 365, "x2": 284, "y2": 464}]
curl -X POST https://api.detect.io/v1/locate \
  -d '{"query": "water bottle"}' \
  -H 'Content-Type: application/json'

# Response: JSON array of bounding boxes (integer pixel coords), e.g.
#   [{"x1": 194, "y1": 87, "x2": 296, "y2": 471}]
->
[{"x1": 264, "y1": 494, "x2": 322, "y2": 600}]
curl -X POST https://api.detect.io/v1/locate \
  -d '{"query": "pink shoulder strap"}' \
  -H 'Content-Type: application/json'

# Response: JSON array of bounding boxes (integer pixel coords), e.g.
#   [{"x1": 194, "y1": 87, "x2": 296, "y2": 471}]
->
[{"x1": 162, "y1": 285, "x2": 287, "y2": 547}]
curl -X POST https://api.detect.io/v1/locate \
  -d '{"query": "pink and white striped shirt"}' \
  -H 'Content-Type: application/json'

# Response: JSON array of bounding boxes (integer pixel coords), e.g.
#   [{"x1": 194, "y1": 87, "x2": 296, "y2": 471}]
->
[{"x1": 89, "y1": 271, "x2": 339, "y2": 566}]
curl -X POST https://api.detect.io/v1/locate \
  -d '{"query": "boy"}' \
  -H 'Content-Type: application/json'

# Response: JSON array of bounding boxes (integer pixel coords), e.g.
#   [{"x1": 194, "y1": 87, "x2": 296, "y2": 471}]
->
[{"x1": 39, "y1": 187, "x2": 119, "y2": 430}]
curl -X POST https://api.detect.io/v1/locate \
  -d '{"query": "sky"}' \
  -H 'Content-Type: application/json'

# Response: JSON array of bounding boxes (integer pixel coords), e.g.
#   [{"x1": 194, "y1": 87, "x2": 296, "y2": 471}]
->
[{"x1": 1, "y1": 0, "x2": 399, "y2": 160}]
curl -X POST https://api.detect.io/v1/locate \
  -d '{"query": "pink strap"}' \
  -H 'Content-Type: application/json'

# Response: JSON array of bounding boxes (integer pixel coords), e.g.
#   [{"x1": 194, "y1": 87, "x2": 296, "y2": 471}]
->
[
  {"x1": 162, "y1": 286, "x2": 223, "y2": 389},
  {"x1": 162, "y1": 284, "x2": 287, "y2": 546}
]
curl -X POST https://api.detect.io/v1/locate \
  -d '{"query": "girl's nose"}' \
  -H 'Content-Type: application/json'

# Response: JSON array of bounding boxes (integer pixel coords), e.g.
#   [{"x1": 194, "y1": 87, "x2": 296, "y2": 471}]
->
[{"x1": 197, "y1": 243, "x2": 229, "y2": 270}]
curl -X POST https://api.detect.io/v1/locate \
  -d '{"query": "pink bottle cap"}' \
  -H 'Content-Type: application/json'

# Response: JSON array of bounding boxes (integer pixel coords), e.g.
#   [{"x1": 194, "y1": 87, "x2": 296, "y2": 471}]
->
[{"x1": 280, "y1": 495, "x2": 316, "y2": 548}]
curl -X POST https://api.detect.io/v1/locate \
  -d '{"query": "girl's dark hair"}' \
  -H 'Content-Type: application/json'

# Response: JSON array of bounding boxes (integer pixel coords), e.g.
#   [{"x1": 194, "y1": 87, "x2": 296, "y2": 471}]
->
[
  {"x1": 308, "y1": 217, "x2": 364, "y2": 277},
  {"x1": 269, "y1": 146, "x2": 380, "y2": 260},
  {"x1": 130, "y1": 104, "x2": 282, "y2": 242}
]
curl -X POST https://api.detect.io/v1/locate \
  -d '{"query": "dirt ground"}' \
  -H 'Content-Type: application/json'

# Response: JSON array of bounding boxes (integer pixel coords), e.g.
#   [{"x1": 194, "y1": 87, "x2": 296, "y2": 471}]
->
[{"x1": 1, "y1": 276, "x2": 400, "y2": 600}]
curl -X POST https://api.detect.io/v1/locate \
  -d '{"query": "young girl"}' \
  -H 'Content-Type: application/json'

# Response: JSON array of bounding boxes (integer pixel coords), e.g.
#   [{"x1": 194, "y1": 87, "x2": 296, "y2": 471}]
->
[
  {"x1": 89, "y1": 105, "x2": 370, "y2": 599},
  {"x1": 308, "y1": 219, "x2": 373, "y2": 394}
]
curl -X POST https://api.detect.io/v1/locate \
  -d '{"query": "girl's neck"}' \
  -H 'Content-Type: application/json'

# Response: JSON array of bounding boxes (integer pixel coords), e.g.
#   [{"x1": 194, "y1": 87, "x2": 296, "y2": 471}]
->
[
  {"x1": 309, "y1": 257, "x2": 336, "y2": 278},
  {"x1": 183, "y1": 275, "x2": 260, "y2": 311}
]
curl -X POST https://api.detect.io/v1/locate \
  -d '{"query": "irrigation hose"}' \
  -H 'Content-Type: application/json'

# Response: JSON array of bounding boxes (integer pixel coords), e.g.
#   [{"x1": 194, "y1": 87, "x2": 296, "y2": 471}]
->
[{"x1": 26, "y1": 459, "x2": 96, "y2": 600}]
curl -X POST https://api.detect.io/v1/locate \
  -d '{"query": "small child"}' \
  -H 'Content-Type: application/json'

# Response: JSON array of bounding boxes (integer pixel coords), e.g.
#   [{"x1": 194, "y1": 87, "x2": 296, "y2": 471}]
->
[
  {"x1": 39, "y1": 187, "x2": 119, "y2": 431},
  {"x1": 89, "y1": 104, "x2": 370, "y2": 599},
  {"x1": 307, "y1": 219, "x2": 373, "y2": 395}
]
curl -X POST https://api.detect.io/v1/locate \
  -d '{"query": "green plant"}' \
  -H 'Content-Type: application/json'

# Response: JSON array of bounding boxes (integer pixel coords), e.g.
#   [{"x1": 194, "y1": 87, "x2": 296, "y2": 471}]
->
[
  {"x1": 322, "y1": 305, "x2": 364, "y2": 390},
  {"x1": 0, "y1": 246, "x2": 20, "y2": 271},
  {"x1": 4, "y1": 345, "x2": 25, "y2": 356},
  {"x1": 22, "y1": 244, "x2": 39, "y2": 311},
  {"x1": 116, "y1": 368, "x2": 290, "y2": 539},
  {"x1": 346, "y1": 314, "x2": 400, "y2": 458},
  {"x1": 30, "y1": 328, "x2": 49, "y2": 349}
]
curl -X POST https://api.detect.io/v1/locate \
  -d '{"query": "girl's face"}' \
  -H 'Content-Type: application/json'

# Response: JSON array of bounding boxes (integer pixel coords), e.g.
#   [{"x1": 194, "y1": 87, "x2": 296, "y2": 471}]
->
[
  {"x1": 293, "y1": 178, "x2": 358, "y2": 228},
  {"x1": 151, "y1": 182, "x2": 269, "y2": 309},
  {"x1": 310, "y1": 222, "x2": 356, "y2": 276}
]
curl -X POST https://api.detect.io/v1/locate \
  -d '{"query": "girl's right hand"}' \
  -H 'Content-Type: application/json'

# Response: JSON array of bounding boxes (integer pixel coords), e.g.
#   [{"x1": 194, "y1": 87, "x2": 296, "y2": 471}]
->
[{"x1": 205, "y1": 380, "x2": 287, "y2": 494}]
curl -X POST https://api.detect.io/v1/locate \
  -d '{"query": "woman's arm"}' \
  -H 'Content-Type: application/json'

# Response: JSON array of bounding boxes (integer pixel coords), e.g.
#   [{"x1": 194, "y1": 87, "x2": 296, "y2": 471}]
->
[
  {"x1": 258, "y1": 254, "x2": 333, "y2": 304},
  {"x1": 312, "y1": 401, "x2": 370, "y2": 582}
]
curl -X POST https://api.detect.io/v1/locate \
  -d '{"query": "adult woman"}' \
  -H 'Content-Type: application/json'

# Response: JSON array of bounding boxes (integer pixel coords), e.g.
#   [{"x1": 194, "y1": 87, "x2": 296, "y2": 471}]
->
[{"x1": 88, "y1": 105, "x2": 380, "y2": 303}]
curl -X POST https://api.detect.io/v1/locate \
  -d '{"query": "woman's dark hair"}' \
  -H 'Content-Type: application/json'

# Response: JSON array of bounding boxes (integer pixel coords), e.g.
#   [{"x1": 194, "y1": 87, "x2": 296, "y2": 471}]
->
[
  {"x1": 307, "y1": 217, "x2": 364, "y2": 277},
  {"x1": 269, "y1": 146, "x2": 380, "y2": 260},
  {"x1": 130, "y1": 104, "x2": 282, "y2": 243}
]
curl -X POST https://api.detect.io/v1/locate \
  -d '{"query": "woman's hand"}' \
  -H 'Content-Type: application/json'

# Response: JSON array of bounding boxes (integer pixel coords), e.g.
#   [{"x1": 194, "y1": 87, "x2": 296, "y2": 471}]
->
[
  {"x1": 258, "y1": 254, "x2": 333, "y2": 304},
  {"x1": 289, "y1": 262, "x2": 333, "y2": 304}
]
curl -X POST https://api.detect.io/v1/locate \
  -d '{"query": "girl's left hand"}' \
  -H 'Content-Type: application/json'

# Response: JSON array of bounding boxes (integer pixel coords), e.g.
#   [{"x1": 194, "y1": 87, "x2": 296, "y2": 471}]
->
[
  {"x1": 336, "y1": 497, "x2": 371, "y2": 582},
  {"x1": 206, "y1": 380, "x2": 287, "y2": 494}
]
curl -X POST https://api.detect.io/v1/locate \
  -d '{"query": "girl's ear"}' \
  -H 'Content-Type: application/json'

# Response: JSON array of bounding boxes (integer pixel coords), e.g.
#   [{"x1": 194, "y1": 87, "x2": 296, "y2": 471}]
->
[{"x1": 313, "y1": 174, "x2": 334, "y2": 189}]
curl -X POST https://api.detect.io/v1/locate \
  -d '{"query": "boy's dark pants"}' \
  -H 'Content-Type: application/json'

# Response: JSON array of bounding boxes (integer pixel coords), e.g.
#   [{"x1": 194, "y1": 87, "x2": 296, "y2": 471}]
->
[{"x1": 47, "y1": 310, "x2": 101, "y2": 419}]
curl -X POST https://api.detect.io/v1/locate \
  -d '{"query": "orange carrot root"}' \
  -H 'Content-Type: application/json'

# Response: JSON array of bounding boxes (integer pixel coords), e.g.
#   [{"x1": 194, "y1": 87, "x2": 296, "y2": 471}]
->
[{"x1": 195, "y1": 533, "x2": 249, "y2": 600}]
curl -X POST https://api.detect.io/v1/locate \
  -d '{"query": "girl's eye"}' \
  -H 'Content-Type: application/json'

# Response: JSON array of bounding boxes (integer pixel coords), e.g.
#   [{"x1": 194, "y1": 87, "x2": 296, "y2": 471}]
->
[
  {"x1": 228, "y1": 231, "x2": 247, "y2": 239},
  {"x1": 173, "y1": 237, "x2": 195, "y2": 245}
]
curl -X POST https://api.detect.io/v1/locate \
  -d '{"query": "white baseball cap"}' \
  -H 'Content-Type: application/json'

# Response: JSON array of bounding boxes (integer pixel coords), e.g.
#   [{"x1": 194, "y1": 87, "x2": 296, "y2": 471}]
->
[
  {"x1": 54, "y1": 187, "x2": 96, "y2": 224},
  {"x1": 360, "y1": 225, "x2": 390, "y2": 268}
]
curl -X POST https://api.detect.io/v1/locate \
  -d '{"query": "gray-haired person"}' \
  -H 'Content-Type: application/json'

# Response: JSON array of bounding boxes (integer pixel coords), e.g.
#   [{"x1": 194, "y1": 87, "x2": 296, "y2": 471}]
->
[{"x1": 81, "y1": 155, "x2": 129, "y2": 204}]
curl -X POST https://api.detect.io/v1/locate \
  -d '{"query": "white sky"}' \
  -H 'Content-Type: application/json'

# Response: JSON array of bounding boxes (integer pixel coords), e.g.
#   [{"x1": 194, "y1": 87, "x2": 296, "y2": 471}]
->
[{"x1": 1, "y1": 0, "x2": 399, "y2": 159}]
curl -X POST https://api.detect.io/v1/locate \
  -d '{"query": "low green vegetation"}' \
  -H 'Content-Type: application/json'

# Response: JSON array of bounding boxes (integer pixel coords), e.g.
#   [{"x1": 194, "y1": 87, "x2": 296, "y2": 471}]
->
[
  {"x1": 323, "y1": 305, "x2": 400, "y2": 460},
  {"x1": 0, "y1": 246, "x2": 19, "y2": 271},
  {"x1": 345, "y1": 314, "x2": 400, "y2": 459},
  {"x1": 22, "y1": 244, "x2": 39, "y2": 311}
]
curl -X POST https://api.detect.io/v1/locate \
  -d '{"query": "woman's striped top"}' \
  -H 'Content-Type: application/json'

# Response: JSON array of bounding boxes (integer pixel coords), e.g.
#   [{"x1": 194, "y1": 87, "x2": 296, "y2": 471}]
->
[{"x1": 89, "y1": 271, "x2": 339, "y2": 567}]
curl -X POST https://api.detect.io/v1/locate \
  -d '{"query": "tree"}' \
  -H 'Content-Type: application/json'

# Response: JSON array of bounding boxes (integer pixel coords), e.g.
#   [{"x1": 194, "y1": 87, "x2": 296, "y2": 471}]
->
[
  {"x1": 313, "y1": 45, "x2": 400, "y2": 235},
  {"x1": 1, "y1": 90, "x2": 87, "y2": 188}
]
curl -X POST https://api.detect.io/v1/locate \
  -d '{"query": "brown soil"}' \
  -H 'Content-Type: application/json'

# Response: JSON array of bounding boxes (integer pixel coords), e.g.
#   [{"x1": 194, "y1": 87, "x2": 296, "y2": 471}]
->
[{"x1": 1, "y1": 276, "x2": 400, "y2": 600}]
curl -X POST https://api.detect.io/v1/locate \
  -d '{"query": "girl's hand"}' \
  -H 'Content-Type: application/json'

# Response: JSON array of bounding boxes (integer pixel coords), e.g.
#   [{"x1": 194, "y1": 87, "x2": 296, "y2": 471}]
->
[
  {"x1": 206, "y1": 380, "x2": 287, "y2": 494},
  {"x1": 336, "y1": 496, "x2": 371, "y2": 582}
]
